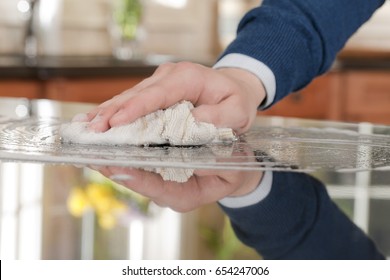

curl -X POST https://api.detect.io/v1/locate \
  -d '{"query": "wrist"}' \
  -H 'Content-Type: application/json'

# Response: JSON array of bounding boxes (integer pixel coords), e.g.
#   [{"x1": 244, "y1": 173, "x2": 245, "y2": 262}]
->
[
  {"x1": 213, "y1": 53, "x2": 276, "y2": 109},
  {"x1": 217, "y1": 67, "x2": 266, "y2": 107}
]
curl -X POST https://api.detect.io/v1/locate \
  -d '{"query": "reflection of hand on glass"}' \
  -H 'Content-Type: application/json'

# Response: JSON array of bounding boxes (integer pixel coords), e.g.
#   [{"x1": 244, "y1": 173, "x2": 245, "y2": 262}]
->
[
  {"x1": 92, "y1": 166, "x2": 263, "y2": 213},
  {"x1": 91, "y1": 142, "x2": 263, "y2": 212}
]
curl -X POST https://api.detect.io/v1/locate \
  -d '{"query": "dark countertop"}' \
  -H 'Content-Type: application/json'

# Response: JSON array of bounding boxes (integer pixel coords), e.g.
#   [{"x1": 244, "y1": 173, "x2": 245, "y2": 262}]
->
[
  {"x1": 0, "y1": 55, "x2": 180, "y2": 79},
  {"x1": 336, "y1": 49, "x2": 390, "y2": 71},
  {"x1": 336, "y1": 59, "x2": 390, "y2": 71},
  {"x1": 1, "y1": 50, "x2": 390, "y2": 81}
]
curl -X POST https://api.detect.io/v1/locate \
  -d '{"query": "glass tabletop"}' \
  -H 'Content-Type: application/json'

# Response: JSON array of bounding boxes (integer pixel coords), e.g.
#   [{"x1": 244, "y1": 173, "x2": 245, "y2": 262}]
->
[
  {"x1": 0, "y1": 98, "x2": 389, "y2": 174},
  {"x1": 1, "y1": 98, "x2": 389, "y2": 260}
]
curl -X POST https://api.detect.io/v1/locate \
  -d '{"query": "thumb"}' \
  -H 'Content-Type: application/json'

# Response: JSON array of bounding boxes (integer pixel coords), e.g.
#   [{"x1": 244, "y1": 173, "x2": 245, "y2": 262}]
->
[{"x1": 191, "y1": 102, "x2": 252, "y2": 135}]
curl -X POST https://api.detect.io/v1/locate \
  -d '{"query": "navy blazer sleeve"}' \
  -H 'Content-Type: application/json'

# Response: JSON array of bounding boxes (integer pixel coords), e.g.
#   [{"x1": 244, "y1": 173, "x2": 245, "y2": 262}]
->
[
  {"x1": 219, "y1": 0, "x2": 385, "y2": 106},
  {"x1": 220, "y1": 172, "x2": 385, "y2": 259}
]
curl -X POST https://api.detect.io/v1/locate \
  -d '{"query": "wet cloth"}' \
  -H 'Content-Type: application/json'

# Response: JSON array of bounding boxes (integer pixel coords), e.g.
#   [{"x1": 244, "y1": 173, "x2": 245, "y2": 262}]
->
[{"x1": 59, "y1": 101, "x2": 235, "y2": 146}]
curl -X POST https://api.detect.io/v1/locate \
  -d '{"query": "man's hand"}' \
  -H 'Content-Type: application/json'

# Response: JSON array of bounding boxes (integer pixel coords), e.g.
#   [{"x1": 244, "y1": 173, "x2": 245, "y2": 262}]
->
[{"x1": 85, "y1": 62, "x2": 266, "y2": 135}]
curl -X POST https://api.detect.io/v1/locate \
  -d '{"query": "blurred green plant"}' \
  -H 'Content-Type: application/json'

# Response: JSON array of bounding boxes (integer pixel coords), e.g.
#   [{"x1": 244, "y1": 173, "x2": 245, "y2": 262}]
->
[
  {"x1": 200, "y1": 216, "x2": 260, "y2": 260},
  {"x1": 114, "y1": 0, "x2": 142, "y2": 40}
]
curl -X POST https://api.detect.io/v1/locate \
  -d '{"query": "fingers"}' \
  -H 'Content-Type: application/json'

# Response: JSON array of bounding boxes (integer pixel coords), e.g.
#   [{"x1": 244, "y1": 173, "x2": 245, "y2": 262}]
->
[
  {"x1": 93, "y1": 166, "x2": 234, "y2": 212},
  {"x1": 104, "y1": 167, "x2": 203, "y2": 212},
  {"x1": 92, "y1": 165, "x2": 263, "y2": 213},
  {"x1": 108, "y1": 63, "x2": 207, "y2": 127},
  {"x1": 82, "y1": 63, "x2": 173, "y2": 130},
  {"x1": 104, "y1": 167, "x2": 168, "y2": 199},
  {"x1": 150, "y1": 175, "x2": 234, "y2": 212},
  {"x1": 83, "y1": 62, "x2": 204, "y2": 132},
  {"x1": 87, "y1": 105, "x2": 122, "y2": 132},
  {"x1": 78, "y1": 62, "x2": 264, "y2": 135},
  {"x1": 107, "y1": 86, "x2": 175, "y2": 127}
]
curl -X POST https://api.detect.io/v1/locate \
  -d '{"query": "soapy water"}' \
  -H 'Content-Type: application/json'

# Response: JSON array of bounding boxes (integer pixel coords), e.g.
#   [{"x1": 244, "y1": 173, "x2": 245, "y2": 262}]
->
[{"x1": 0, "y1": 116, "x2": 390, "y2": 172}]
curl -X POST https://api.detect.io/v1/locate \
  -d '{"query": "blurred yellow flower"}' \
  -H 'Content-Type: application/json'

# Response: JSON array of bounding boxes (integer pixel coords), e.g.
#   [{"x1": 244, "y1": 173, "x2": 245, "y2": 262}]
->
[
  {"x1": 67, "y1": 187, "x2": 91, "y2": 217},
  {"x1": 67, "y1": 183, "x2": 129, "y2": 230},
  {"x1": 98, "y1": 212, "x2": 117, "y2": 230},
  {"x1": 86, "y1": 183, "x2": 115, "y2": 213}
]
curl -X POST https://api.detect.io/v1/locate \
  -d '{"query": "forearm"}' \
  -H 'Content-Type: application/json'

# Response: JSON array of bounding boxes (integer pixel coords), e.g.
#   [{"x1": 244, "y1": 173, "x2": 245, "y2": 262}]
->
[{"x1": 215, "y1": 0, "x2": 385, "y2": 107}]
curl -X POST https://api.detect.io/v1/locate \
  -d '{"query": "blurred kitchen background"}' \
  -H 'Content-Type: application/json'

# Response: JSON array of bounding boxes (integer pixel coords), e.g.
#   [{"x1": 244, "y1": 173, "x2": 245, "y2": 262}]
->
[
  {"x1": 0, "y1": 0, "x2": 389, "y2": 121},
  {"x1": 1, "y1": 0, "x2": 390, "y2": 260}
]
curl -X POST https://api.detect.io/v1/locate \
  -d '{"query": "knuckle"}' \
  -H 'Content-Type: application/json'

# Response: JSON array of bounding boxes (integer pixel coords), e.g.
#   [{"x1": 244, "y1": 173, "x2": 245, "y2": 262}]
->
[
  {"x1": 156, "y1": 62, "x2": 175, "y2": 72},
  {"x1": 175, "y1": 61, "x2": 201, "y2": 75}
]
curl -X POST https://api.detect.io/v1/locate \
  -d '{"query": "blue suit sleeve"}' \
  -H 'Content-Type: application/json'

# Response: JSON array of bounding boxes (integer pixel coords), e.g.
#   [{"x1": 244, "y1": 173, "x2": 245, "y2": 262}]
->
[
  {"x1": 219, "y1": 172, "x2": 385, "y2": 259},
  {"x1": 219, "y1": 0, "x2": 385, "y2": 106}
]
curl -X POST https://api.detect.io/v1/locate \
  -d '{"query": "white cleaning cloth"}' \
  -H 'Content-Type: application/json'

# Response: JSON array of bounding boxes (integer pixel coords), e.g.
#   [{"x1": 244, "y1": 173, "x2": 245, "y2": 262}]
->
[{"x1": 59, "y1": 101, "x2": 235, "y2": 146}]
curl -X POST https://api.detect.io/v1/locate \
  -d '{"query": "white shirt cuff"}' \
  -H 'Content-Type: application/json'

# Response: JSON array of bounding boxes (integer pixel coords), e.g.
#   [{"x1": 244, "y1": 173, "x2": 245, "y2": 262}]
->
[
  {"x1": 219, "y1": 171, "x2": 273, "y2": 208},
  {"x1": 213, "y1": 53, "x2": 276, "y2": 109}
]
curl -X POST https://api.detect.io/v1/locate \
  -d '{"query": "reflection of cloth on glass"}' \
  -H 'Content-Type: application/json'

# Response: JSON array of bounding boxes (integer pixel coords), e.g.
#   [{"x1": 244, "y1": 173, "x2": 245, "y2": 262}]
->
[
  {"x1": 143, "y1": 167, "x2": 194, "y2": 183},
  {"x1": 220, "y1": 172, "x2": 385, "y2": 260},
  {"x1": 108, "y1": 145, "x2": 234, "y2": 183},
  {"x1": 139, "y1": 147, "x2": 201, "y2": 182},
  {"x1": 59, "y1": 101, "x2": 235, "y2": 146},
  {"x1": 143, "y1": 144, "x2": 235, "y2": 182}
]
